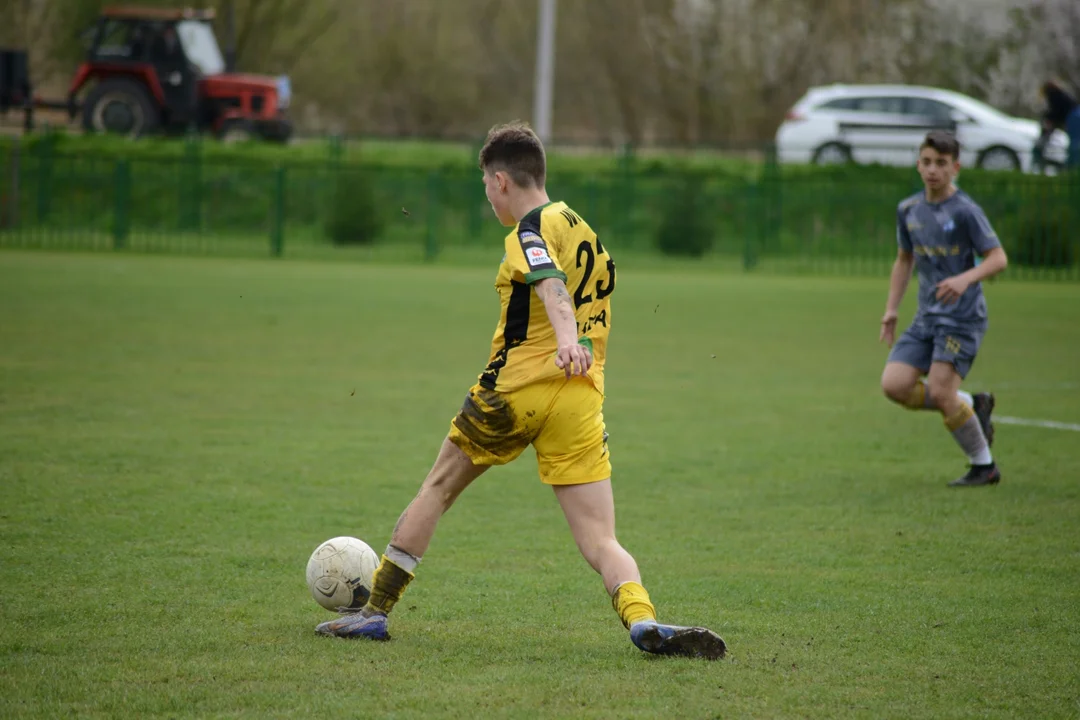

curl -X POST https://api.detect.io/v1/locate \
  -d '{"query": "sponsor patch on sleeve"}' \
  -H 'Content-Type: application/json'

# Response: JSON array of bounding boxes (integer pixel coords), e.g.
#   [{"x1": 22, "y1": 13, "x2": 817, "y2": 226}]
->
[
  {"x1": 525, "y1": 246, "x2": 552, "y2": 267},
  {"x1": 517, "y1": 229, "x2": 556, "y2": 270}
]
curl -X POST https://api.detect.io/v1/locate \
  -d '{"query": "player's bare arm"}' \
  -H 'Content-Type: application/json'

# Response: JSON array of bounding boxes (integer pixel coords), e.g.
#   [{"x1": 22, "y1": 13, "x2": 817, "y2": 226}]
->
[
  {"x1": 534, "y1": 277, "x2": 592, "y2": 377},
  {"x1": 935, "y1": 247, "x2": 1009, "y2": 305},
  {"x1": 881, "y1": 248, "x2": 915, "y2": 347}
]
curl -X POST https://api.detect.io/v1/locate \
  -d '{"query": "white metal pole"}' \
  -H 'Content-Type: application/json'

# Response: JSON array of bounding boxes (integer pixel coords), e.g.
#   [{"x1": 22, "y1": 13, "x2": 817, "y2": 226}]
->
[{"x1": 533, "y1": 0, "x2": 556, "y2": 142}]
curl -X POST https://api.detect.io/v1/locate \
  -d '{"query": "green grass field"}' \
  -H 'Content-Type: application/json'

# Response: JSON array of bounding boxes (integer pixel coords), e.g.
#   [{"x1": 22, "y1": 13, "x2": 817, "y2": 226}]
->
[{"x1": 2, "y1": 250, "x2": 1078, "y2": 719}]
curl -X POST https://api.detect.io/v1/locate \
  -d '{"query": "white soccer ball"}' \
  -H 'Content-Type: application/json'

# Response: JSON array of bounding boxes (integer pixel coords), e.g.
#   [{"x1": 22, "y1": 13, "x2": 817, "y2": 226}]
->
[{"x1": 305, "y1": 536, "x2": 379, "y2": 613}]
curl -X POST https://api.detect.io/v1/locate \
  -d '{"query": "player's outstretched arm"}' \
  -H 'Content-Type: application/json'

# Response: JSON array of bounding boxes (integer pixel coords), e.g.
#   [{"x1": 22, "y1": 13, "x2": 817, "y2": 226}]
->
[
  {"x1": 881, "y1": 249, "x2": 915, "y2": 347},
  {"x1": 935, "y1": 247, "x2": 1008, "y2": 305},
  {"x1": 534, "y1": 277, "x2": 592, "y2": 378}
]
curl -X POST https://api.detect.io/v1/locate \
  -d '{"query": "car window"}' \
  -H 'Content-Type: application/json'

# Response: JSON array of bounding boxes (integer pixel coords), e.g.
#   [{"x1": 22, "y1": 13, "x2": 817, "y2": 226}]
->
[
  {"x1": 906, "y1": 98, "x2": 954, "y2": 122},
  {"x1": 856, "y1": 97, "x2": 906, "y2": 114},
  {"x1": 818, "y1": 98, "x2": 859, "y2": 111}
]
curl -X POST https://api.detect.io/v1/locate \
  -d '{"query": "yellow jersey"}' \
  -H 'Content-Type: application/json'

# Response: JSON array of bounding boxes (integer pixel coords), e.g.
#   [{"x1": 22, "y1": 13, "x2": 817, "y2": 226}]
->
[{"x1": 478, "y1": 201, "x2": 615, "y2": 394}]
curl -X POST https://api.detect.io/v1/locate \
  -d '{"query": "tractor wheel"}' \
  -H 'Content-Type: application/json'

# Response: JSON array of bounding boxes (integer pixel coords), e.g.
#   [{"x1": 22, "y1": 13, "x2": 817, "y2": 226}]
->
[
  {"x1": 82, "y1": 79, "x2": 161, "y2": 139},
  {"x1": 218, "y1": 118, "x2": 255, "y2": 144}
]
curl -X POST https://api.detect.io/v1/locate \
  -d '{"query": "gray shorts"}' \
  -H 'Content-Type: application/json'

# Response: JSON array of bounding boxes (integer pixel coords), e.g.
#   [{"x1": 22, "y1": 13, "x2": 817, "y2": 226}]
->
[{"x1": 888, "y1": 320, "x2": 985, "y2": 379}]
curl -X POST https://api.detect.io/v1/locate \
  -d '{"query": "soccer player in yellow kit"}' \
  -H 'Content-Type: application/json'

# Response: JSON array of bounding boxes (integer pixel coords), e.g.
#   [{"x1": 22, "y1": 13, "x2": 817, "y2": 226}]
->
[{"x1": 317, "y1": 122, "x2": 727, "y2": 660}]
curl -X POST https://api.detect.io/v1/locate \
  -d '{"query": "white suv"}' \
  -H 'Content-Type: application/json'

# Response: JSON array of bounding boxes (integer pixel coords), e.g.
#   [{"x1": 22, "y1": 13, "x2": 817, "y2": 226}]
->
[{"x1": 776, "y1": 84, "x2": 1069, "y2": 173}]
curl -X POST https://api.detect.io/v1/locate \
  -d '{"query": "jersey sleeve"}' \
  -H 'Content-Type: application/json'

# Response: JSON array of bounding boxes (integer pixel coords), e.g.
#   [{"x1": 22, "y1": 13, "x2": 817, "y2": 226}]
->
[
  {"x1": 504, "y1": 217, "x2": 568, "y2": 285},
  {"x1": 896, "y1": 205, "x2": 913, "y2": 253},
  {"x1": 963, "y1": 205, "x2": 1002, "y2": 254}
]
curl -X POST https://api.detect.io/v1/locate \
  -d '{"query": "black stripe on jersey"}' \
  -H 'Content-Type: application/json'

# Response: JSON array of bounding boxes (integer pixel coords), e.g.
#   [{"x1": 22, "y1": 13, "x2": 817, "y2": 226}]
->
[
  {"x1": 479, "y1": 280, "x2": 532, "y2": 390},
  {"x1": 517, "y1": 211, "x2": 558, "y2": 274}
]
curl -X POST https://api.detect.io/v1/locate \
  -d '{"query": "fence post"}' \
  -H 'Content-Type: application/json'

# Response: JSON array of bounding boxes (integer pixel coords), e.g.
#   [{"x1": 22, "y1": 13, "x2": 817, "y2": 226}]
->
[
  {"x1": 616, "y1": 143, "x2": 635, "y2": 243},
  {"x1": 270, "y1": 164, "x2": 285, "y2": 257},
  {"x1": 748, "y1": 143, "x2": 781, "y2": 271},
  {"x1": 424, "y1": 170, "x2": 439, "y2": 262},
  {"x1": 179, "y1": 131, "x2": 202, "y2": 231},
  {"x1": 328, "y1": 134, "x2": 344, "y2": 164},
  {"x1": 6, "y1": 136, "x2": 20, "y2": 229},
  {"x1": 112, "y1": 158, "x2": 130, "y2": 250},
  {"x1": 743, "y1": 183, "x2": 759, "y2": 271},
  {"x1": 35, "y1": 128, "x2": 55, "y2": 223}
]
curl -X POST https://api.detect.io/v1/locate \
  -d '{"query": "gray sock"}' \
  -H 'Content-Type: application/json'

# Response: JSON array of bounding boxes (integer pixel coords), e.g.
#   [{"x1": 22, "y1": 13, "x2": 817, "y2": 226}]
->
[{"x1": 950, "y1": 414, "x2": 993, "y2": 466}]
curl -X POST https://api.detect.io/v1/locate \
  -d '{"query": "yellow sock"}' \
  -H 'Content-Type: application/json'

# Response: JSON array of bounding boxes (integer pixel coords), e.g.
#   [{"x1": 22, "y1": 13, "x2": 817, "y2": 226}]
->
[
  {"x1": 363, "y1": 555, "x2": 415, "y2": 616},
  {"x1": 944, "y1": 403, "x2": 975, "y2": 432},
  {"x1": 902, "y1": 380, "x2": 928, "y2": 410},
  {"x1": 611, "y1": 581, "x2": 657, "y2": 629}
]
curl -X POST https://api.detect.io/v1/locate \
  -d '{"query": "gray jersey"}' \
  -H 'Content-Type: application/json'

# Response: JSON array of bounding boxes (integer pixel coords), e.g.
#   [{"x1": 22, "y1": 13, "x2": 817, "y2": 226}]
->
[{"x1": 897, "y1": 189, "x2": 1001, "y2": 328}]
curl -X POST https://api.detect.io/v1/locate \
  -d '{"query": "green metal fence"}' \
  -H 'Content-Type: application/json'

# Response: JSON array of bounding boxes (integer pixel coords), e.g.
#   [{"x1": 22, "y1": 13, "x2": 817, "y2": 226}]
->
[{"x1": 1, "y1": 135, "x2": 1077, "y2": 280}]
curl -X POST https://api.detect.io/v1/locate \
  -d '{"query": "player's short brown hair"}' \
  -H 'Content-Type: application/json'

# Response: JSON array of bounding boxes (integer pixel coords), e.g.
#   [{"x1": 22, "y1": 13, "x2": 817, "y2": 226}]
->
[
  {"x1": 478, "y1": 121, "x2": 546, "y2": 188},
  {"x1": 921, "y1": 130, "x2": 961, "y2": 160}
]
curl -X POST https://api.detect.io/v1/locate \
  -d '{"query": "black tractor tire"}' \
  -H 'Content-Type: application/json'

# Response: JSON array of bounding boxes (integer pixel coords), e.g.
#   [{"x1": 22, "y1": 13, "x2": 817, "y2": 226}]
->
[
  {"x1": 82, "y1": 78, "x2": 161, "y2": 139},
  {"x1": 218, "y1": 118, "x2": 256, "y2": 144}
]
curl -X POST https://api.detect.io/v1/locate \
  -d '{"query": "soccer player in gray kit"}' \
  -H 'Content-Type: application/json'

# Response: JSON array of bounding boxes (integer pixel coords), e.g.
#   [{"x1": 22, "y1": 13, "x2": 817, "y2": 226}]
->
[{"x1": 880, "y1": 130, "x2": 1009, "y2": 488}]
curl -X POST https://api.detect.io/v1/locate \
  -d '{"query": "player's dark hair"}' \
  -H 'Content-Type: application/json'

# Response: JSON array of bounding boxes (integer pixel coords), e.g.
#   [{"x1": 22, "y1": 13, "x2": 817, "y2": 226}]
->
[
  {"x1": 478, "y1": 121, "x2": 546, "y2": 188},
  {"x1": 921, "y1": 130, "x2": 960, "y2": 160}
]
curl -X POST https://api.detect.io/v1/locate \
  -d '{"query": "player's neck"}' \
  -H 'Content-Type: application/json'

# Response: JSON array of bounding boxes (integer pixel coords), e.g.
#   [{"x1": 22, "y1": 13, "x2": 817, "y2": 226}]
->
[
  {"x1": 924, "y1": 183, "x2": 957, "y2": 205},
  {"x1": 509, "y1": 190, "x2": 552, "y2": 224}
]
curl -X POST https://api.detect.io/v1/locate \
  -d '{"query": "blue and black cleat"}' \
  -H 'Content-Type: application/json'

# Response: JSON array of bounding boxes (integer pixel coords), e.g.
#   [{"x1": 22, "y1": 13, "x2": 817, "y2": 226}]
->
[{"x1": 315, "y1": 611, "x2": 390, "y2": 641}]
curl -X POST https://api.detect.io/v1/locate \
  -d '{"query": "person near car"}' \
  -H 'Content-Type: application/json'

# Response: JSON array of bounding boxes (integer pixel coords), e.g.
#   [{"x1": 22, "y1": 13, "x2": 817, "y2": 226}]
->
[{"x1": 1040, "y1": 80, "x2": 1080, "y2": 168}]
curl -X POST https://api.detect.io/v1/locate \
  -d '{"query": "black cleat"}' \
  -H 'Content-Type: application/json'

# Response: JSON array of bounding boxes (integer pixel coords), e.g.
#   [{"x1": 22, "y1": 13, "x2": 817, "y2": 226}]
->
[
  {"x1": 948, "y1": 463, "x2": 1001, "y2": 487},
  {"x1": 630, "y1": 620, "x2": 727, "y2": 660},
  {"x1": 972, "y1": 392, "x2": 995, "y2": 448}
]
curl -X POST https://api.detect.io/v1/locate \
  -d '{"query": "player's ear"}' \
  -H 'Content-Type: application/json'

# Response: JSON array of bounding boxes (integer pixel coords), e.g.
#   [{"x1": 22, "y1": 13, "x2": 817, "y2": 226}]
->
[{"x1": 498, "y1": 170, "x2": 516, "y2": 194}]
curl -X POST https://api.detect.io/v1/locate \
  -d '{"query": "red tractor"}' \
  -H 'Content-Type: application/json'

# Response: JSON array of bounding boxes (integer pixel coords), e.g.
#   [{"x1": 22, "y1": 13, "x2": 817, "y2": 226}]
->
[{"x1": 1, "y1": 5, "x2": 292, "y2": 142}]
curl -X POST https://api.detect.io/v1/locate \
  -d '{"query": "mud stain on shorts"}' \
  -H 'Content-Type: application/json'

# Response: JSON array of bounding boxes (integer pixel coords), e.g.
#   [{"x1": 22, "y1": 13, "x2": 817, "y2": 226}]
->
[{"x1": 453, "y1": 387, "x2": 534, "y2": 457}]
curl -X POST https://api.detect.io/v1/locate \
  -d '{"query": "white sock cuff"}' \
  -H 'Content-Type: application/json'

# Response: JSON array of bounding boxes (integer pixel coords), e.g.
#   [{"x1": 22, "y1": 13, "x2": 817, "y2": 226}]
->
[
  {"x1": 957, "y1": 390, "x2": 974, "y2": 407},
  {"x1": 385, "y1": 544, "x2": 421, "y2": 573}
]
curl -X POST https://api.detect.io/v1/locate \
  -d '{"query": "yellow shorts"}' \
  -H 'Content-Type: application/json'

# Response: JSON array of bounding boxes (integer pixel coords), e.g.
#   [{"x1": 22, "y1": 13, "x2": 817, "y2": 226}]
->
[{"x1": 447, "y1": 377, "x2": 611, "y2": 485}]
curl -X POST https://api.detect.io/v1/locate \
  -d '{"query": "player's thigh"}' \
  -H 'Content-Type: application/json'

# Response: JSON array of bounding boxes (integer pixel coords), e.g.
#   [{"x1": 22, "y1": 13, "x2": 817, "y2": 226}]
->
[
  {"x1": 447, "y1": 384, "x2": 544, "y2": 467},
  {"x1": 886, "y1": 322, "x2": 933, "y2": 379},
  {"x1": 881, "y1": 361, "x2": 925, "y2": 397},
  {"x1": 421, "y1": 437, "x2": 489, "y2": 497},
  {"x1": 931, "y1": 326, "x2": 984, "y2": 380},
  {"x1": 532, "y1": 378, "x2": 611, "y2": 486},
  {"x1": 553, "y1": 478, "x2": 617, "y2": 550}
]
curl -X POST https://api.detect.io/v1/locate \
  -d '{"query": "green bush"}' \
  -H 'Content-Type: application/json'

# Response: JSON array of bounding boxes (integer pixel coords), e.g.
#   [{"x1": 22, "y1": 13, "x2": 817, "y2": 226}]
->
[
  {"x1": 325, "y1": 168, "x2": 383, "y2": 245},
  {"x1": 1008, "y1": 205, "x2": 1077, "y2": 268},
  {"x1": 654, "y1": 174, "x2": 715, "y2": 257}
]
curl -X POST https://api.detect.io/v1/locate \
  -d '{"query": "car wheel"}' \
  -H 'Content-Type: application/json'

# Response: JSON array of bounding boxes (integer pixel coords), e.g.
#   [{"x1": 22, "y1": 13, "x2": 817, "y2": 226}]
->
[
  {"x1": 977, "y1": 146, "x2": 1020, "y2": 172},
  {"x1": 812, "y1": 142, "x2": 852, "y2": 165}
]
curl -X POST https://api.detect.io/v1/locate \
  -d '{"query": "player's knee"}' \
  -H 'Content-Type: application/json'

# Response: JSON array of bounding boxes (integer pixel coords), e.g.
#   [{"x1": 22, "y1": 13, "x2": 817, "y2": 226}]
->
[
  {"x1": 881, "y1": 376, "x2": 912, "y2": 404},
  {"x1": 929, "y1": 384, "x2": 959, "y2": 413}
]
